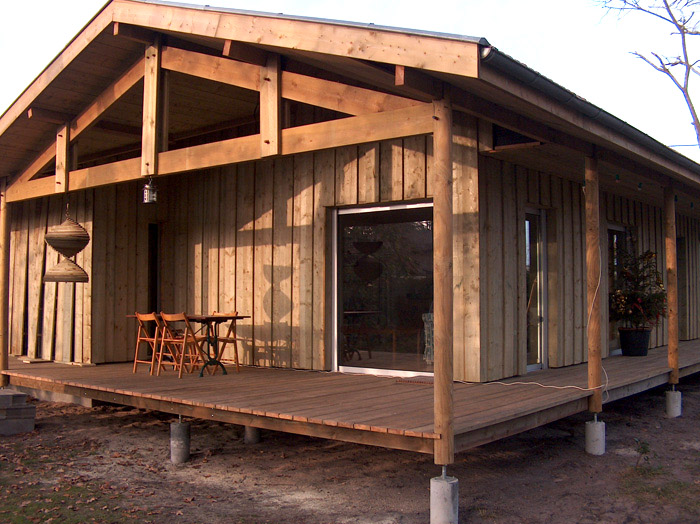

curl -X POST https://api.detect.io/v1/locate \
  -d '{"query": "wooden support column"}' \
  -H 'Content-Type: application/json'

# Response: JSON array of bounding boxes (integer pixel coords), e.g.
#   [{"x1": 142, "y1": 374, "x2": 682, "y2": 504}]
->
[
  {"x1": 141, "y1": 37, "x2": 161, "y2": 177},
  {"x1": 0, "y1": 179, "x2": 9, "y2": 386},
  {"x1": 664, "y1": 185, "x2": 679, "y2": 385},
  {"x1": 585, "y1": 156, "x2": 603, "y2": 413},
  {"x1": 433, "y1": 97, "x2": 454, "y2": 465},
  {"x1": 55, "y1": 123, "x2": 69, "y2": 193},
  {"x1": 260, "y1": 54, "x2": 281, "y2": 157}
]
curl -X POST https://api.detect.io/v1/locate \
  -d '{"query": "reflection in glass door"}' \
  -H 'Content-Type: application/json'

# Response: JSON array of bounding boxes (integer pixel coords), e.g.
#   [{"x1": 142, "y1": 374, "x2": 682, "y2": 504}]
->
[
  {"x1": 526, "y1": 211, "x2": 546, "y2": 370},
  {"x1": 336, "y1": 204, "x2": 433, "y2": 375}
]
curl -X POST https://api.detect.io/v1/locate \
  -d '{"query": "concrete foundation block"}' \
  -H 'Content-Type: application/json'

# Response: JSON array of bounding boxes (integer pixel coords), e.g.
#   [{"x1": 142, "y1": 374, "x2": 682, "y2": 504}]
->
[
  {"x1": 430, "y1": 475, "x2": 459, "y2": 524},
  {"x1": 0, "y1": 405, "x2": 36, "y2": 420},
  {"x1": 585, "y1": 420, "x2": 606, "y2": 455},
  {"x1": 244, "y1": 426, "x2": 261, "y2": 444},
  {"x1": 170, "y1": 421, "x2": 191, "y2": 464},
  {"x1": 0, "y1": 389, "x2": 28, "y2": 407},
  {"x1": 0, "y1": 417, "x2": 35, "y2": 435},
  {"x1": 666, "y1": 390, "x2": 682, "y2": 418}
]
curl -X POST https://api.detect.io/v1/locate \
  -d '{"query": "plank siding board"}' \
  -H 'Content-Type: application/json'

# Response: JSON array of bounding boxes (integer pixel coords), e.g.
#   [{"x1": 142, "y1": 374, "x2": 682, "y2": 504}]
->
[
  {"x1": 73, "y1": 193, "x2": 86, "y2": 364},
  {"x1": 114, "y1": 185, "x2": 129, "y2": 362},
  {"x1": 220, "y1": 166, "x2": 237, "y2": 317},
  {"x1": 380, "y1": 139, "x2": 403, "y2": 202},
  {"x1": 335, "y1": 145, "x2": 358, "y2": 206},
  {"x1": 478, "y1": 157, "x2": 489, "y2": 379},
  {"x1": 403, "y1": 135, "x2": 426, "y2": 200},
  {"x1": 313, "y1": 149, "x2": 335, "y2": 370},
  {"x1": 236, "y1": 163, "x2": 255, "y2": 365},
  {"x1": 561, "y1": 180, "x2": 574, "y2": 367},
  {"x1": 10, "y1": 203, "x2": 29, "y2": 356},
  {"x1": 81, "y1": 190, "x2": 93, "y2": 363},
  {"x1": 41, "y1": 196, "x2": 62, "y2": 360},
  {"x1": 572, "y1": 183, "x2": 584, "y2": 364},
  {"x1": 516, "y1": 168, "x2": 528, "y2": 374},
  {"x1": 206, "y1": 170, "x2": 221, "y2": 315},
  {"x1": 272, "y1": 157, "x2": 294, "y2": 368},
  {"x1": 293, "y1": 153, "x2": 314, "y2": 369},
  {"x1": 547, "y1": 175, "x2": 564, "y2": 367},
  {"x1": 90, "y1": 188, "x2": 107, "y2": 364},
  {"x1": 501, "y1": 162, "x2": 517, "y2": 377},
  {"x1": 26, "y1": 199, "x2": 48, "y2": 359},
  {"x1": 357, "y1": 143, "x2": 379, "y2": 204},
  {"x1": 104, "y1": 186, "x2": 117, "y2": 363},
  {"x1": 254, "y1": 161, "x2": 274, "y2": 366},
  {"x1": 453, "y1": 118, "x2": 479, "y2": 381},
  {"x1": 485, "y1": 157, "x2": 504, "y2": 380}
]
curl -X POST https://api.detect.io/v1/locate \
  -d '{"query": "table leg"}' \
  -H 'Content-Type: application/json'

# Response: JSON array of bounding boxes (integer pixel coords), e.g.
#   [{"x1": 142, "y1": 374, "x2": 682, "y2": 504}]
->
[{"x1": 198, "y1": 323, "x2": 228, "y2": 377}]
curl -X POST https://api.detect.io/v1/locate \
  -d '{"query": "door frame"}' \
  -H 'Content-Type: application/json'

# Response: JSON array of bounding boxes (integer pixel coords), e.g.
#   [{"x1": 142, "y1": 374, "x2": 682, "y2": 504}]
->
[
  {"x1": 526, "y1": 208, "x2": 548, "y2": 372},
  {"x1": 331, "y1": 201, "x2": 434, "y2": 377}
]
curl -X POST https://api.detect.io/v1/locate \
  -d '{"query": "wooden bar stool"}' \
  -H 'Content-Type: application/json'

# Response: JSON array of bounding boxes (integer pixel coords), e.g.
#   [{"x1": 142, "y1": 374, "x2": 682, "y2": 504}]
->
[{"x1": 132, "y1": 312, "x2": 162, "y2": 375}]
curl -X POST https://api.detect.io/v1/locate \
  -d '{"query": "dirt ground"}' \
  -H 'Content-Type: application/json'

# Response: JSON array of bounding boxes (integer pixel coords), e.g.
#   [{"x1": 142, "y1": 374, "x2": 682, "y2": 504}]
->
[{"x1": 1, "y1": 374, "x2": 700, "y2": 524}]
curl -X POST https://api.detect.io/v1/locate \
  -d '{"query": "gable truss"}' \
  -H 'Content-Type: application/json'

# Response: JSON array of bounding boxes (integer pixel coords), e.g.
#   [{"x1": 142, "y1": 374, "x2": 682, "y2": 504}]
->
[{"x1": 7, "y1": 38, "x2": 433, "y2": 203}]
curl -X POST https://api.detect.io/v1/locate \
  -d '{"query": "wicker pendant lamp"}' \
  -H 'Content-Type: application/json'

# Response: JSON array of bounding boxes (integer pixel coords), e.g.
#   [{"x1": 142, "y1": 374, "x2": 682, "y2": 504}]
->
[{"x1": 44, "y1": 209, "x2": 90, "y2": 283}]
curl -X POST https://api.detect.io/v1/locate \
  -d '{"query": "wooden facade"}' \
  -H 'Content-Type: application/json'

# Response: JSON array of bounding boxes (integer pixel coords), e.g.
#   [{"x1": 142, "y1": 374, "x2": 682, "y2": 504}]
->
[{"x1": 1, "y1": 0, "x2": 700, "y2": 462}]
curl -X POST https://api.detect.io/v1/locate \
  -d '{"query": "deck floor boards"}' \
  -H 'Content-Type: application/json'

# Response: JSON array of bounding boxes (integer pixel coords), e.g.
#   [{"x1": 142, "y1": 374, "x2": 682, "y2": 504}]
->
[{"x1": 3, "y1": 341, "x2": 700, "y2": 454}]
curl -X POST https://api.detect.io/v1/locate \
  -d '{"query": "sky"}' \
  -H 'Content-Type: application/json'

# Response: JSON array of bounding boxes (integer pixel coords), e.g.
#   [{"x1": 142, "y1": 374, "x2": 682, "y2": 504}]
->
[{"x1": 1, "y1": 0, "x2": 699, "y2": 161}]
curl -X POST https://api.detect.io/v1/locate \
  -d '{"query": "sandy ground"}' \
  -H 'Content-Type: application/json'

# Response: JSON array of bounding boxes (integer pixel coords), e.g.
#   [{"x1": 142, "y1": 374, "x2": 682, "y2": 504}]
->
[{"x1": 2, "y1": 374, "x2": 700, "y2": 523}]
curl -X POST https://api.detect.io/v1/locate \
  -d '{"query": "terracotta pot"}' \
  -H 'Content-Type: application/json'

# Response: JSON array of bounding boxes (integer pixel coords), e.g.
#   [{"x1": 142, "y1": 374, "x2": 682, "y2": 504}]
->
[{"x1": 618, "y1": 327, "x2": 652, "y2": 357}]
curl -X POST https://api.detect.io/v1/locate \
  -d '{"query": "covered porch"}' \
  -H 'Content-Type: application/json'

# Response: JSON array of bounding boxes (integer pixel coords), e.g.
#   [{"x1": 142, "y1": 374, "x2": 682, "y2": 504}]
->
[{"x1": 4, "y1": 339, "x2": 700, "y2": 455}]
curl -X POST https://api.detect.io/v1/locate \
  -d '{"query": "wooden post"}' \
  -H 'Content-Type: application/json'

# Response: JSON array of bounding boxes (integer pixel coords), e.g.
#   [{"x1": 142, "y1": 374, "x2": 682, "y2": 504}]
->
[
  {"x1": 55, "y1": 123, "x2": 70, "y2": 193},
  {"x1": 664, "y1": 185, "x2": 679, "y2": 385},
  {"x1": 585, "y1": 156, "x2": 602, "y2": 413},
  {"x1": 433, "y1": 97, "x2": 454, "y2": 465},
  {"x1": 0, "y1": 179, "x2": 9, "y2": 386},
  {"x1": 260, "y1": 54, "x2": 281, "y2": 157},
  {"x1": 141, "y1": 37, "x2": 161, "y2": 177}
]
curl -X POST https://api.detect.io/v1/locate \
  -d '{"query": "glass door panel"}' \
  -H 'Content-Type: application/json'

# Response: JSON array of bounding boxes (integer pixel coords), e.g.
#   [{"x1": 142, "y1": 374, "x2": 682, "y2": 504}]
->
[
  {"x1": 337, "y1": 206, "x2": 433, "y2": 373},
  {"x1": 526, "y1": 212, "x2": 545, "y2": 369}
]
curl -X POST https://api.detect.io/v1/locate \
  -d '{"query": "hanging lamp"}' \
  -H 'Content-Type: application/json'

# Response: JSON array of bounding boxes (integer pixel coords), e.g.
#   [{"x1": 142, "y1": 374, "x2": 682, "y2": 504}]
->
[{"x1": 44, "y1": 207, "x2": 90, "y2": 283}]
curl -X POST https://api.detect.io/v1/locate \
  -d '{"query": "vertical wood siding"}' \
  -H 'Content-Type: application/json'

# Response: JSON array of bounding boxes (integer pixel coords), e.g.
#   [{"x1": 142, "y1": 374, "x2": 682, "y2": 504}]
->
[
  {"x1": 9, "y1": 131, "x2": 690, "y2": 381},
  {"x1": 8, "y1": 191, "x2": 94, "y2": 363}
]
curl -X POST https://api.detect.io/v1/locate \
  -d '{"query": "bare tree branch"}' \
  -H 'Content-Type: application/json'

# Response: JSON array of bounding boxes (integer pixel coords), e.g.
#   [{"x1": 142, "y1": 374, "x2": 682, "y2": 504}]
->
[{"x1": 601, "y1": 0, "x2": 700, "y2": 146}]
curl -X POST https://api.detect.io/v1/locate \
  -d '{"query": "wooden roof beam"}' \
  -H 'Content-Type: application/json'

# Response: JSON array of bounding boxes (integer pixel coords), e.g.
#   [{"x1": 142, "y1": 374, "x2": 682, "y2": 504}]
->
[
  {"x1": 113, "y1": 21, "x2": 155, "y2": 45},
  {"x1": 479, "y1": 67, "x2": 700, "y2": 188},
  {"x1": 141, "y1": 37, "x2": 161, "y2": 177},
  {"x1": 285, "y1": 49, "x2": 439, "y2": 102},
  {"x1": 0, "y1": 4, "x2": 113, "y2": 138},
  {"x1": 7, "y1": 102, "x2": 433, "y2": 201},
  {"x1": 111, "y1": 0, "x2": 480, "y2": 77},
  {"x1": 161, "y1": 46, "x2": 420, "y2": 116},
  {"x1": 222, "y1": 39, "x2": 268, "y2": 66},
  {"x1": 13, "y1": 55, "x2": 145, "y2": 186},
  {"x1": 27, "y1": 108, "x2": 73, "y2": 125},
  {"x1": 260, "y1": 54, "x2": 280, "y2": 157}
]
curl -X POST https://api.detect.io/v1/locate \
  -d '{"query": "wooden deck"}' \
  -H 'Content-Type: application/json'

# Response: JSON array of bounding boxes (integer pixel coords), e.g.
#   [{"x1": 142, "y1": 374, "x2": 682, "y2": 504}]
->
[{"x1": 3, "y1": 341, "x2": 700, "y2": 455}]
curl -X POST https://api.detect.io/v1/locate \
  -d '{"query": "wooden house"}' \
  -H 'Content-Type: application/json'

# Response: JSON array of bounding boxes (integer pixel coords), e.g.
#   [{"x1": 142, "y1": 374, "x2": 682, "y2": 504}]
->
[{"x1": 1, "y1": 0, "x2": 699, "y2": 470}]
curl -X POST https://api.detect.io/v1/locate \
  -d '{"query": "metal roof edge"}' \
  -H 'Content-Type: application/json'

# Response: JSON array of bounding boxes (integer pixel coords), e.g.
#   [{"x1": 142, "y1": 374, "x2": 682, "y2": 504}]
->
[
  {"x1": 480, "y1": 45, "x2": 700, "y2": 176},
  {"x1": 129, "y1": 0, "x2": 490, "y2": 46}
]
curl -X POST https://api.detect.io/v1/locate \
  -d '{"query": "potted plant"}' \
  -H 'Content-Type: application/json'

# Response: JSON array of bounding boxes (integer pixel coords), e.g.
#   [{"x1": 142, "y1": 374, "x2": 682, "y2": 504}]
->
[{"x1": 609, "y1": 249, "x2": 667, "y2": 356}]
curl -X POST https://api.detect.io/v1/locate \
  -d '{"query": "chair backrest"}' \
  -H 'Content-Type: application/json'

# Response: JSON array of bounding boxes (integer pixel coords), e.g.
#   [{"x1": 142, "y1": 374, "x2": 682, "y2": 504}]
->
[
  {"x1": 135, "y1": 312, "x2": 160, "y2": 340},
  {"x1": 160, "y1": 312, "x2": 197, "y2": 341}
]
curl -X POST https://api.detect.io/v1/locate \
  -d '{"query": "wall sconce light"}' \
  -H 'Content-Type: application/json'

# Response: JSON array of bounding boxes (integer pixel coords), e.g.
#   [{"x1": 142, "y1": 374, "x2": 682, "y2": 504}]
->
[
  {"x1": 637, "y1": 182, "x2": 643, "y2": 191},
  {"x1": 615, "y1": 174, "x2": 620, "y2": 183},
  {"x1": 143, "y1": 177, "x2": 157, "y2": 204}
]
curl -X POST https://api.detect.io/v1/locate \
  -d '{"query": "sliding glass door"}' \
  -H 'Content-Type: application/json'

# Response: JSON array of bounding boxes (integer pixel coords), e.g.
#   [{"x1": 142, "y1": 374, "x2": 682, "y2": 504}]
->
[{"x1": 336, "y1": 204, "x2": 433, "y2": 374}]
